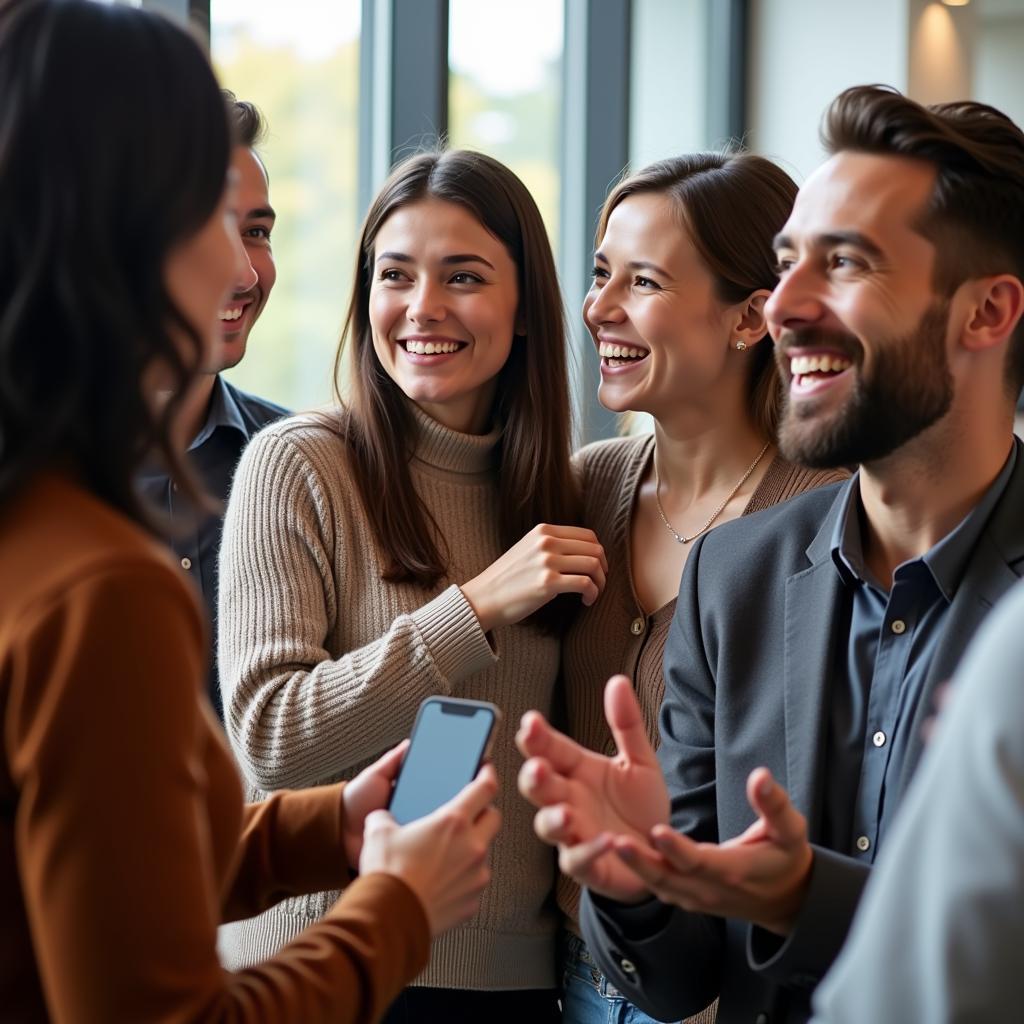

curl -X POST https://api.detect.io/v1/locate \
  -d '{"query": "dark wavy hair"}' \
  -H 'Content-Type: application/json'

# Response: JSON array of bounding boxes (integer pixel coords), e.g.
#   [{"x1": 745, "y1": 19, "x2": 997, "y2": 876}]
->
[
  {"x1": 0, "y1": 0, "x2": 231, "y2": 523},
  {"x1": 331, "y1": 149, "x2": 579, "y2": 626},
  {"x1": 824, "y1": 85, "x2": 1024, "y2": 396},
  {"x1": 597, "y1": 152, "x2": 798, "y2": 441}
]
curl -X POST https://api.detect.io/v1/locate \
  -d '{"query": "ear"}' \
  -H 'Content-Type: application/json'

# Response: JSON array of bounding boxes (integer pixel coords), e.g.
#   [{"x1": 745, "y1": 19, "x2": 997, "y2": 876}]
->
[
  {"x1": 729, "y1": 289, "x2": 771, "y2": 349},
  {"x1": 514, "y1": 308, "x2": 527, "y2": 337},
  {"x1": 960, "y1": 274, "x2": 1024, "y2": 354}
]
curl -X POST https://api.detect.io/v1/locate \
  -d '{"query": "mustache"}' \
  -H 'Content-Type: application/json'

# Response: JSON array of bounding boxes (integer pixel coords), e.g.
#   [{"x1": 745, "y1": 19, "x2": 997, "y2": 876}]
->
[{"x1": 774, "y1": 328, "x2": 863, "y2": 362}]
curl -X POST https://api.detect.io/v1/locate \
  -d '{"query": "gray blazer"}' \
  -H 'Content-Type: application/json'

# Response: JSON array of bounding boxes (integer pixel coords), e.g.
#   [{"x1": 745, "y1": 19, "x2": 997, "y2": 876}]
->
[{"x1": 581, "y1": 439, "x2": 1024, "y2": 1024}]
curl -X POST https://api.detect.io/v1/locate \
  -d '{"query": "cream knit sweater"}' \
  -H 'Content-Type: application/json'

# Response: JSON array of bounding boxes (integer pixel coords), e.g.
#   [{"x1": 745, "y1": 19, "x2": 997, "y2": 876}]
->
[{"x1": 217, "y1": 405, "x2": 561, "y2": 990}]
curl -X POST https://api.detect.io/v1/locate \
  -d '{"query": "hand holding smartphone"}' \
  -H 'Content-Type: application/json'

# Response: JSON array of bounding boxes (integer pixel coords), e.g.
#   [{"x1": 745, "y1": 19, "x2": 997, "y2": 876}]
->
[
  {"x1": 388, "y1": 696, "x2": 500, "y2": 825},
  {"x1": 356, "y1": 696, "x2": 503, "y2": 934}
]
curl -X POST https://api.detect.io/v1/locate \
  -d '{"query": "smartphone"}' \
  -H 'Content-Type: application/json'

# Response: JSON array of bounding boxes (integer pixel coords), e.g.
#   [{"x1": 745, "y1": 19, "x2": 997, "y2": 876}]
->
[{"x1": 388, "y1": 696, "x2": 500, "y2": 825}]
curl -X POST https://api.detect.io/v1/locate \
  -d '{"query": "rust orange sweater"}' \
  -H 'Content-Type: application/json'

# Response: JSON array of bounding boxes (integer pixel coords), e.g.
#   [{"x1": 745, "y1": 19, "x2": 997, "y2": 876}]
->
[{"x1": 0, "y1": 473, "x2": 429, "y2": 1023}]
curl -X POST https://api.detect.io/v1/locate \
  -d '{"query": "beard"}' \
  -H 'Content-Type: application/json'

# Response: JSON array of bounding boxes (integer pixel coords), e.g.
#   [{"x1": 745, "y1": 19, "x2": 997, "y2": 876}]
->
[{"x1": 776, "y1": 300, "x2": 954, "y2": 469}]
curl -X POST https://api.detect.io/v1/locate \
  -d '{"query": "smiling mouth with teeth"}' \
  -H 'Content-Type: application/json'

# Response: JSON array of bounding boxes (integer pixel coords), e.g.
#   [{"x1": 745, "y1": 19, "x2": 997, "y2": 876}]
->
[
  {"x1": 598, "y1": 341, "x2": 650, "y2": 367},
  {"x1": 219, "y1": 306, "x2": 245, "y2": 322},
  {"x1": 401, "y1": 339, "x2": 466, "y2": 356},
  {"x1": 789, "y1": 352, "x2": 854, "y2": 387}
]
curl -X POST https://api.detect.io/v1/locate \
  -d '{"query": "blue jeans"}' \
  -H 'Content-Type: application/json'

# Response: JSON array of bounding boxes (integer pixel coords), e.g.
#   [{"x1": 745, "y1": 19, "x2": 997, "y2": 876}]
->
[{"x1": 561, "y1": 931, "x2": 678, "y2": 1024}]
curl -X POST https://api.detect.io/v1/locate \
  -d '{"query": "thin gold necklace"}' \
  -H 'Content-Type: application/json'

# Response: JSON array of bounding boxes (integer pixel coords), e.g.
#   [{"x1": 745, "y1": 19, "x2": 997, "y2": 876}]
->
[{"x1": 654, "y1": 442, "x2": 771, "y2": 545}]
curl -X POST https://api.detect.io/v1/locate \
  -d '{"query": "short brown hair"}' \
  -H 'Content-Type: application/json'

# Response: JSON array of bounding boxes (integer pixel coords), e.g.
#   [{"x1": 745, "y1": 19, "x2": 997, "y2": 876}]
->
[
  {"x1": 823, "y1": 84, "x2": 1024, "y2": 395},
  {"x1": 222, "y1": 89, "x2": 266, "y2": 150},
  {"x1": 598, "y1": 152, "x2": 798, "y2": 441}
]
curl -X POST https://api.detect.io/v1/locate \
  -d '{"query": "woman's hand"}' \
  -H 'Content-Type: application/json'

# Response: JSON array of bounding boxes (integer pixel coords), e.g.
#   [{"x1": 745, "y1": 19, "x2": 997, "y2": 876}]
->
[
  {"x1": 358, "y1": 765, "x2": 501, "y2": 935},
  {"x1": 340, "y1": 741, "x2": 410, "y2": 868},
  {"x1": 461, "y1": 524, "x2": 608, "y2": 632}
]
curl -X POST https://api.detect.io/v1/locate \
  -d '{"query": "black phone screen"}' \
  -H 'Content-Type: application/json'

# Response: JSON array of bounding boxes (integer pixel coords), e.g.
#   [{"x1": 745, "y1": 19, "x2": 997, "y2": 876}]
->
[{"x1": 388, "y1": 698, "x2": 496, "y2": 825}]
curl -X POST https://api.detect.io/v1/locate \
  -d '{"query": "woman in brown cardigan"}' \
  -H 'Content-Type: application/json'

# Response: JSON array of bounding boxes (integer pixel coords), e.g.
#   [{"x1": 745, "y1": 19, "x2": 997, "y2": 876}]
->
[
  {"x1": 0, "y1": 3, "x2": 497, "y2": 1021},
  {"x1": 558, "y1": 155, "x2": 849, "y2": 1024}
]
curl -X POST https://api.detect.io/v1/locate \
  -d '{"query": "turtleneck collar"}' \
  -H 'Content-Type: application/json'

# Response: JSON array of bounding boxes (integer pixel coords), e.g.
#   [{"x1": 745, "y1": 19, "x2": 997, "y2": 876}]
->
[{"x1": 409, "y1": 402, "x2": 501, "y2": 475}]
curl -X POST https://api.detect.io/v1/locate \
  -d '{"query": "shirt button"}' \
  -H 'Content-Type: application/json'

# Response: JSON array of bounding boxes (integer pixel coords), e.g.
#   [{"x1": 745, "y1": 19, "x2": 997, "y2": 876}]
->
[
  {"x1": 856, "y1": 835, "x2": 871, "y2": 852},
  {"x1": 890, "y1": 619, "x2": 907, "y2": 635},
  {"x1": 180, "y1": 557, "x2": 192, "y2": 570},
  {"x1": 873, "y1": 730, "x2": 887, "y2": 747},
  {"x1": 630, "y1": 617, "x2": 645, "y2": 636},
  {"x1": 619, "y1": 957, "x2": 637, "y2": 975}
]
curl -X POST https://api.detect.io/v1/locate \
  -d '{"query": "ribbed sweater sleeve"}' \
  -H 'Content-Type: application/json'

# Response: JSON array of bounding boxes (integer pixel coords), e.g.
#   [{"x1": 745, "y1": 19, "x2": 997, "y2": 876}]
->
[{"x1": 218, "y1": 427, "x2": 497, "y2": 792}]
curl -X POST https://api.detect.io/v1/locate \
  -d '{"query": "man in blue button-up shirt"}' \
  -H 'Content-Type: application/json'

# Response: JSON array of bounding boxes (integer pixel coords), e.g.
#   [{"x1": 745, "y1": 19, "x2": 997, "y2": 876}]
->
[
  {"x1": 517, "y1": 85, "x2": 1024, "y2": 1024},
  {"x1": 138, "y1": 95, "x2": 287, "y2": 719}
]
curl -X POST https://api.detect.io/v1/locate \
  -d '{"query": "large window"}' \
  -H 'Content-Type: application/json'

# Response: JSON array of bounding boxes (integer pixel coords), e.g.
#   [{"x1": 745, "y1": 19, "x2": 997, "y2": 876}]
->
[
  {"x1": 211, "y1": 0, "x2": 361, "y2": 412},
  {"x1": 447, "y1": 0, "x2": 564, "y2": 252}
]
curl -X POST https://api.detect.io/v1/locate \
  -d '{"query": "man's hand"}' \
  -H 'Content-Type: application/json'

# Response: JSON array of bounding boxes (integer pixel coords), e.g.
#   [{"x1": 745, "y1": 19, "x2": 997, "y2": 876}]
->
[
  {"x1": 340, "y1": 740, "x2": 409, "y2": 868},
  {"x1": 612, "y1": 767, "x2": 814, "y2": 935},
  {"x1": 516, "y1": 675, "x2": 670, "y2": 903}
]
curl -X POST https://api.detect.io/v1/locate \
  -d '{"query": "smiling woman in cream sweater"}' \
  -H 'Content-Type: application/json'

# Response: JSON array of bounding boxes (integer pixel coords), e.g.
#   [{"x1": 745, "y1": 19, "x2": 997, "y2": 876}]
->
[{"x1": 218, "y1": 150, "x2": 605, "y2": 1023}]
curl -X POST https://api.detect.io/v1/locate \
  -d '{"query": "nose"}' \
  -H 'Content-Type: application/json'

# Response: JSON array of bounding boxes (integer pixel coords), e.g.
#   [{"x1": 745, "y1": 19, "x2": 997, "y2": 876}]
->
[
  {"x1": 765, "y1": 261, "x2": 826, "y2": 338},
  {"x1": 234, "y1": 240, "x2": 258, "y2": 294},
  {"x1": 407, "y1": 277, "x2": 446, "y2": 324},
  {"x1": 583, "y1": 279, "x2": 625, "y2": 330}
]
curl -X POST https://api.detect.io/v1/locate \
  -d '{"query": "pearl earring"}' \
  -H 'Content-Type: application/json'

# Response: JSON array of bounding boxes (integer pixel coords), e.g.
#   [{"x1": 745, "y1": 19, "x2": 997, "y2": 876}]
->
[{"x1": 735, "y1": 340, "x2": 747, "y2": 351}]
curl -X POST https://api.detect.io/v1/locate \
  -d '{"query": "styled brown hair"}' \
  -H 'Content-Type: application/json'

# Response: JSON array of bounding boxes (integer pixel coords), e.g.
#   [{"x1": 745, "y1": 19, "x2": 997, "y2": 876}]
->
[
  {"x1": 0, "y1": 0, "x2": 229, "y2": 523},
  {"x1": 223, "y1": 90, "x2": 267, "y2": 151},
  {"x1": 331, "y1": 150, "x2": 578, "y2": 618},
  {"x1": 597, "y1": 153, "x2": 796, "y2": 440},
  {"x1": 823, "y1": 84, "x2": 1024, "y2": 395}
]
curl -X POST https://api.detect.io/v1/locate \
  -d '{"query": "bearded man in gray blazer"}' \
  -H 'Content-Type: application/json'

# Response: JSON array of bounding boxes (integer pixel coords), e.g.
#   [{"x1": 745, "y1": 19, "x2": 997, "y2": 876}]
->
[{"x1": 518, "y1": 84, "x2": 1024, "y2": 1024}]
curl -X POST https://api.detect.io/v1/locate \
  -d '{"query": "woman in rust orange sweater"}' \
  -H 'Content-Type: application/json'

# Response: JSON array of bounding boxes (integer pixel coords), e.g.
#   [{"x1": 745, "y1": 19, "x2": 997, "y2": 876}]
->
[{"x1": 0, "y1": 2, "x2": 498, "y2": 1021}]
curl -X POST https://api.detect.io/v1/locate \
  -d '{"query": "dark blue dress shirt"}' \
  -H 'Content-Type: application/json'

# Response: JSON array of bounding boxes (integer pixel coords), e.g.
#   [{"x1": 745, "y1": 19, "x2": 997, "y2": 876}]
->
[
  {"x1": 821, "y1": 446, "x2": 1017, "y2": 861},
  {"x1": 137, "y1": 375, "x2": 288, "y2": 718}
]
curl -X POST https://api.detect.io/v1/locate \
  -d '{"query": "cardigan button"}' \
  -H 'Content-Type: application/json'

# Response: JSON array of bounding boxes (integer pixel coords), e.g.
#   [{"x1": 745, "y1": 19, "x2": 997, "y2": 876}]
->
[{"x1": 630, "y1": 617, "x2": 645, "y2": 636}]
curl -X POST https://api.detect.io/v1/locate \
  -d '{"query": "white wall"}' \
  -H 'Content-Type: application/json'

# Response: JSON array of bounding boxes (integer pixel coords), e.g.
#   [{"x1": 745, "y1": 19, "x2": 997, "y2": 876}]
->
[
  {"x1": 747, "y1": 0, "x2": 909, "y2": 182},
  {"x1": 629, "y1": 0, "x2": 708, "y2": 169},
  {"x1": 975, "y1": 9, "x2": 1024, "y2": 128}
]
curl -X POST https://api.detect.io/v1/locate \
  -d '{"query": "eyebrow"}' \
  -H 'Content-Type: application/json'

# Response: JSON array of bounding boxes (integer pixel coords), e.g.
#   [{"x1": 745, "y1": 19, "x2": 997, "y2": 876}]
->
[
  {"x1": 376, "y1": 250, "x2": 496, "y2": 270},
  {"x1": 773, "y1": 230, "x2": 884, "y2": 259},
  {"x1": 245, "y1": 205, "x2": 277, "y2": 222},
  {"x1": 593, "y1": 252, "x2": 672, "y2": 278}
]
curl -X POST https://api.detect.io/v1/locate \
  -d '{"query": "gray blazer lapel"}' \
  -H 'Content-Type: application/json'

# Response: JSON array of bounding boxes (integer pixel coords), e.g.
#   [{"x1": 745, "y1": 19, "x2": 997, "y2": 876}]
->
[
  {"x1": 783, "y1": 561, "x2": 845, "y2": 834},
  {"x1": 783, "y1": 495, "x2": 849, "y2": 834}
]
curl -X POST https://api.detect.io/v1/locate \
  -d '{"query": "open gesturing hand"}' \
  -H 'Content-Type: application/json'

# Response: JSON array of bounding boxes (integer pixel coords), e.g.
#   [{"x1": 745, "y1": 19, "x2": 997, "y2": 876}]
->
[
  {"x1": 612, "y1": 767, "x2": 814, "y2": 935},
  {"x1": 516, "y1": 675, "x2": 669, "y2": 903}
]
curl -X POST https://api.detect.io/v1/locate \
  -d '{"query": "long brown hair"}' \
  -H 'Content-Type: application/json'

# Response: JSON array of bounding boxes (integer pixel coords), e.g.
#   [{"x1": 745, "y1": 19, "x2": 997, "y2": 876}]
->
[
  {"x1": 597, "y1": 152, "x2": 798, "y2": 441},
  {"x1": 332, "y1": 149, "x2": 578, "y2": 610},
  {"x1": 824, "y1": 84, "x2": 1024, "y2": 397}
]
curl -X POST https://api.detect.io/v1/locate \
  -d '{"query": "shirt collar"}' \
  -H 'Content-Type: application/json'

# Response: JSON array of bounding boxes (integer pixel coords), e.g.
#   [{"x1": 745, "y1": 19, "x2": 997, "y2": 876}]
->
[
  {"x1": 188, "y1": 375, "x2": 249, "y2": 452},
  {"x1": 830, "y1": 444, "x2": 1018, "y2": 599}
]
